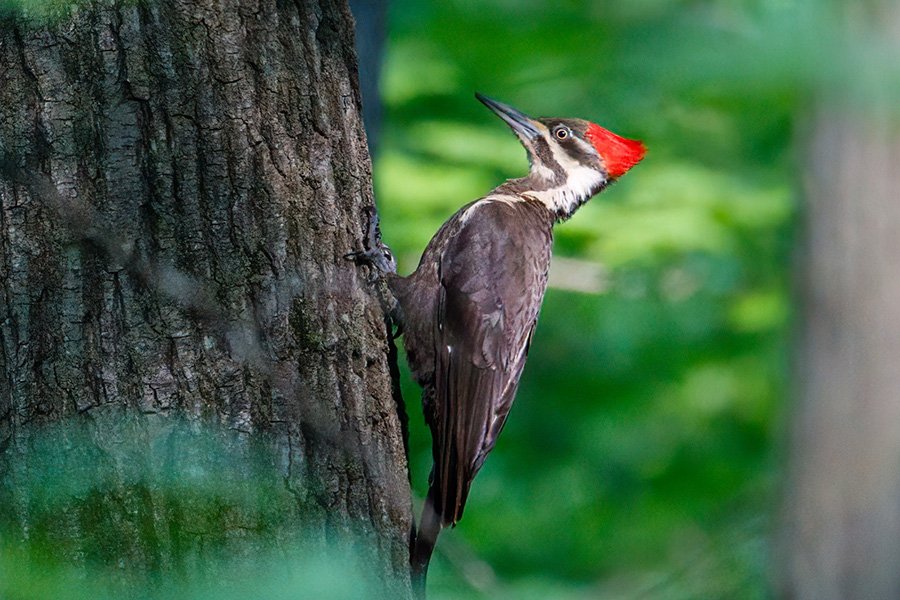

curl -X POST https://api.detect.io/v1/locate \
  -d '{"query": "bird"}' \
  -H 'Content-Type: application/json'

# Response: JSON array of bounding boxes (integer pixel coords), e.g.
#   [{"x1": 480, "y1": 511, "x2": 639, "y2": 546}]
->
[{"x1": 349, "y1": 93, "x2": 645, "y2": 592}]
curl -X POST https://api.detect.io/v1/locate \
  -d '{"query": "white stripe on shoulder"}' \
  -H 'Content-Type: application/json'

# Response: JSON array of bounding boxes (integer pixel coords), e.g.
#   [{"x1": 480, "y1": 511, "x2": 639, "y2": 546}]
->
[{"x1": 458, "y1": 194, "x2": 520, "y2": 225}]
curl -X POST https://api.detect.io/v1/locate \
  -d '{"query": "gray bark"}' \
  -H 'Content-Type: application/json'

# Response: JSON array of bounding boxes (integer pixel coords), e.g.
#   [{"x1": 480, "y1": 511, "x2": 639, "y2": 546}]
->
[
  {"x1": 0, "y1": 0, "x2": 411, "y2": 596},
  {"x1": 780, "y1": 5, "x2": 900, "y2": 597}
]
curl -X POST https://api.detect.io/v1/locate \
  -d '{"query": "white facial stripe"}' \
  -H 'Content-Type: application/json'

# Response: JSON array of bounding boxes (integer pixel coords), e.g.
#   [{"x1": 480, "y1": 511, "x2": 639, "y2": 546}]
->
[
  {"x1": 528, "y1": 170, "x2": 605, "y2": 215},
  {"x1": 530, "y1": 161, "x2": 556, "y2": 181},
  {"x1": 528, "y1": 132, "x2": 606, "y2": 215},
  {"x1": 525, "y1": 122, "x2": 556, "y2": 182},
  {"x1": 573, "y1": 135, "x2": 596, "y2": 157}
]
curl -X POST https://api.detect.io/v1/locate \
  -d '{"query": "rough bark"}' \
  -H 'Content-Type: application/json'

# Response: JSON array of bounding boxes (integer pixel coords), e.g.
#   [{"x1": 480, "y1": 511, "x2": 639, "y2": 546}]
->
[
  {"x1": 780, "y1": 5, "x2": 900, "y2": 598},
  {"x1": 0, "y1": 0, "x2": 411, "y2": 596}
]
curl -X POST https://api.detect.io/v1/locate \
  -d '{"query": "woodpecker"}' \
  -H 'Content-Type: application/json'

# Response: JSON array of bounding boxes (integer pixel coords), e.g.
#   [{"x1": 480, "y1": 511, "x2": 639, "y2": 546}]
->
[{"x1": 350, "y1": 93, "x2": 645, "y2": 589}]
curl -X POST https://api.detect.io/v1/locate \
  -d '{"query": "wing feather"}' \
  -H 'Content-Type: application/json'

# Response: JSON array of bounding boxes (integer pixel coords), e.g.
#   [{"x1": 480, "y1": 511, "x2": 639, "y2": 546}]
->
[{"x1": 429, "y1": 202, "x2": 550, "y2": 526}]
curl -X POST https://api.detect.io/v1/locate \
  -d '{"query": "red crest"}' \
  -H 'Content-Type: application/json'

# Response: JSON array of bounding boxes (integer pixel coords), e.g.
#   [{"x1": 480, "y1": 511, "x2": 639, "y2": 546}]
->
[{"x1": 584, "y1": 123, "x2": 646, "y2": 178}]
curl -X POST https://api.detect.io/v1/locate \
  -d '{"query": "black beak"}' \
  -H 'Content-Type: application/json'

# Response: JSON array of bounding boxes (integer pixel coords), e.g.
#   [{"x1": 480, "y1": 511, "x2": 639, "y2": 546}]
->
[{"x1": 475, "y1": 93, "x2": 541, "y2": 140}]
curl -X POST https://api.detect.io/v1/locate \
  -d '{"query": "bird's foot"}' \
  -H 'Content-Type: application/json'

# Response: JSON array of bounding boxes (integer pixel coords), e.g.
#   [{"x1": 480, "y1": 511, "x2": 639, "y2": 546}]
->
[{"x1": 345, "y1": 206, "x2": 397, "y2": 278}]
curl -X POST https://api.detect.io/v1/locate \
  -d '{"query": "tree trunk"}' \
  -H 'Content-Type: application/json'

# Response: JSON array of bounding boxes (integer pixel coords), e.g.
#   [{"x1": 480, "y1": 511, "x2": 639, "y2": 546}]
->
[
  {"x1": 780, "y1": 5, "x2": 900, "y2": 598},
  {"x1": 0, "y1": 0, "x2": 412, "y2": 596}
]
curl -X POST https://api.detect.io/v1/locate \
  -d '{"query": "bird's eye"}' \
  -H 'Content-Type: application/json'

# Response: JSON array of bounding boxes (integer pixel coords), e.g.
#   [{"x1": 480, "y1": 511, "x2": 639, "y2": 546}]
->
[{"x1": 554, "y1": 127, "x2": 569, "y2": 140}]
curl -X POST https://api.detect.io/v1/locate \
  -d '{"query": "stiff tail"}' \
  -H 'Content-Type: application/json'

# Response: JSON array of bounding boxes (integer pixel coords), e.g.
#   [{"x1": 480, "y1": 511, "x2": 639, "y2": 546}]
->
[{"x1": 411, "y1": 488, "x2": 443, "y2": 598}]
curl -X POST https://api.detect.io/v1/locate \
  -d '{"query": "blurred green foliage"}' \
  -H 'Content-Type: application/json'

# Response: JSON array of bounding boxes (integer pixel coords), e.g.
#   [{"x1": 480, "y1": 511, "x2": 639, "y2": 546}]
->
[
  {"x1": 0, "y1": 421, "x2": 393, "y2": 599},
  {"x1": 0, "y1": 0, "x2": 839, "y2": 597},
  {"x1": 0, "y1": 0, "x2": 94, "y2": 22},
  {"x1": 375, "y1": 0, "x2": 807, "y2": 597}
]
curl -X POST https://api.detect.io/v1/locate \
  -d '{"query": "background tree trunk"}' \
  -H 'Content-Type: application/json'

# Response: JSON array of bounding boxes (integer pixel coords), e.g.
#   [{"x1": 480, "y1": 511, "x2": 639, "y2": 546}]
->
[
  {"x1": 0, "y1": 0, "x2": 412, "y2": 596},
  {"x1": 780, "y1": 4, "x2": 900, "y2": 598},
  {"x1": 348, "y1": 0, "x2": 387, "y2": 156}
]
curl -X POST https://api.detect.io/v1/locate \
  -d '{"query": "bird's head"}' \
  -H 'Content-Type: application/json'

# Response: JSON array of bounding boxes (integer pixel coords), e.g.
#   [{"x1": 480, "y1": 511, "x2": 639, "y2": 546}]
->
[{"x1": 476, "y1": 93, "x2": 645, "y2": 220}]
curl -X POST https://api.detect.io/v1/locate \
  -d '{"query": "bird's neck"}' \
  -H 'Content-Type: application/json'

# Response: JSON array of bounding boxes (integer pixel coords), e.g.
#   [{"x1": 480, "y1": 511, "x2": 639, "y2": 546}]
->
[{"x1": 497, "y1": 167, "x2": 607, "y2": 221}]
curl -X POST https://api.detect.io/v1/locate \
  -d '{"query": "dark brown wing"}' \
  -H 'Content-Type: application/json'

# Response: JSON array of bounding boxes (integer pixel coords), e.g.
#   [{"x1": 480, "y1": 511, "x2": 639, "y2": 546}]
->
[{"x1": 430, "y1": 201, "x2": 551, "y2": 526}]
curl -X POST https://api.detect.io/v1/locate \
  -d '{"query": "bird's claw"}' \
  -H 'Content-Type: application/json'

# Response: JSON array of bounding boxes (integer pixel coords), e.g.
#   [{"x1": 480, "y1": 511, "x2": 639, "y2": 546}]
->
[{"x1": 346, "y1": 206, "x2": 397, "y2": 276}]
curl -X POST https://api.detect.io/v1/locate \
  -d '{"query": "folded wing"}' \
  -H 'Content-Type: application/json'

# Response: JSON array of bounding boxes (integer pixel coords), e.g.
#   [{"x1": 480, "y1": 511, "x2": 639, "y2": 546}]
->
[{"x1": 429, "y1": 202, "x2": 550, "y2": 526}]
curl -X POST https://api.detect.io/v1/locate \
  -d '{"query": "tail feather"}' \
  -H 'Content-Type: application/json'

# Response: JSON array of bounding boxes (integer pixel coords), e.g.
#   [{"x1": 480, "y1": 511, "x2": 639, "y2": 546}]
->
[{"x1": 411, "y1": 488, "x2": 443, "y2": 597}]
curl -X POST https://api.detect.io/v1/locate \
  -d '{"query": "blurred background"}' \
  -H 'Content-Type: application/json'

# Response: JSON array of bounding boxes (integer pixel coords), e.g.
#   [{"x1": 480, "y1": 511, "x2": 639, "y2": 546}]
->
[
  {"x1": 352, "y1": 0, "x2": 900, "y2": 598},
  {"x1": 2, "y1": 0, "x2": 897, "y2": 598}
]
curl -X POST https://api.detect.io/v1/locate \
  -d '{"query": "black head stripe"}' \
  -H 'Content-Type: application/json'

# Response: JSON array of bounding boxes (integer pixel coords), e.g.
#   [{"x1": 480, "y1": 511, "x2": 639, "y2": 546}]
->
[
  {"x1": 564, "y1": 138, "x2": 600, "y2": 168},
  {"x1": 538, "y1": 118, "x2": 599, "y2": 169},
  {"x1": 528, "y1": 135, "x2": 566, "y2": 184}
]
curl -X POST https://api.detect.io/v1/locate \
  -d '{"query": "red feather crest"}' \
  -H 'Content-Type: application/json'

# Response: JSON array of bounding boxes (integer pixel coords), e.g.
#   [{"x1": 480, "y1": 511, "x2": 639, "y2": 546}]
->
[{"x1": 585, "y1": 123, "x2": 646, "y2": 178}]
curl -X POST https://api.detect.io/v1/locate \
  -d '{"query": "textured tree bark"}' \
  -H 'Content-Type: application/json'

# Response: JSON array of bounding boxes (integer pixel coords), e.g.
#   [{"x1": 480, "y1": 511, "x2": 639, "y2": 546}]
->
[
  {"x1": 780, "y1": 6, "x2": 900, "y2": 598},
  {"x1": 0, "y1": 0, "x2": 411, "y2": 596}
]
